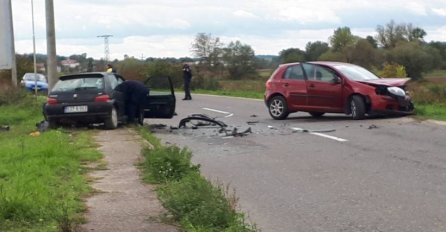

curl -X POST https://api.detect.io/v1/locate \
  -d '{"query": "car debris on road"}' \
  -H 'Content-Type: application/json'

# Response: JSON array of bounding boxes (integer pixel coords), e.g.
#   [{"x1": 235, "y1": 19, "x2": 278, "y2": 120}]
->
[
  {"x1": 1, "y1": 125, "x2": 10, "y2": 131},
  {"x1": 179, "y1": 114, "x2": 227, "y2": 129}
]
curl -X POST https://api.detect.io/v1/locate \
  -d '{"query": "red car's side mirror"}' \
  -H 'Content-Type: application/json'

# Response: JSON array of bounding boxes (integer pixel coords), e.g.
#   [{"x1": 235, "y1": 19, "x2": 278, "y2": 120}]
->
[{"x1": 332, "y1": 76, "x2": 342, "y2": 84}]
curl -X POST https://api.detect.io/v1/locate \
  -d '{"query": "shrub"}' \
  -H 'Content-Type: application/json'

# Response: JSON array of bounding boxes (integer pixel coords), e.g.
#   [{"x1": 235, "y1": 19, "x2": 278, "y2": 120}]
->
[
  {"x1": 192, "y1": 75, "x2": 220, "y2": 90},
  {"x1": 0, "y1": 88, "x2": 29, "y2": 106},
  {"x1": 408, "y1": 82, "x2": 446, "y2": 105},
  {"x1": 379, "y1": 63, "x2": 407, "y2": 78}
]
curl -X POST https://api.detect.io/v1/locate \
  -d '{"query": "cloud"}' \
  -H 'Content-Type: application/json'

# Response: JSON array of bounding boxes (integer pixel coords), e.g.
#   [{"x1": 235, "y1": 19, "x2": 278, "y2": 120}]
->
[
  {"x1": 277, "y1": 7, "x2": 340, "y2": 24},
  {"x1": 404, "y1": 1, "x2": 428, "y2": 15},
  {"x1": 233, "y1": 10, "x2": 257, "y2": 18},
  {"x1": 432, "y1": 8, "x2": 446, "y2": 16},
  {"x1": 10, "y1": 0, "x2": 446, "y2": 59}
]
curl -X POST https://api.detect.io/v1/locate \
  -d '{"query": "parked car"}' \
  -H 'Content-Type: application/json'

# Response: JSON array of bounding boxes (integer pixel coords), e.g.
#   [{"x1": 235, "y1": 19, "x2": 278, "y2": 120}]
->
[
  {"x1": 264, "y1": 61, "x2": 414, "y2": 120},
  {"x1": 20, "y1": 73, "x2": 48, "y2": 92},
  {"x1": 44, "y1": 72, "x2": 176, "y2": 129}
]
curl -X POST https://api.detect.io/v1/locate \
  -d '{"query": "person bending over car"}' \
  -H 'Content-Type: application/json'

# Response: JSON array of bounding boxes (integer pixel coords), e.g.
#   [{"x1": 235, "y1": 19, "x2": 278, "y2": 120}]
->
[{"x1": 114, "y1": 80, "x2": 149, "y2": 124}]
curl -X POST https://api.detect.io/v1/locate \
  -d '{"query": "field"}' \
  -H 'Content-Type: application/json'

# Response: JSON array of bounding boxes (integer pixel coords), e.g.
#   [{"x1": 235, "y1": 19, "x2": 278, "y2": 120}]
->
[{"x1": 0, "y1": 90, "x2": 101, "y2": 231}]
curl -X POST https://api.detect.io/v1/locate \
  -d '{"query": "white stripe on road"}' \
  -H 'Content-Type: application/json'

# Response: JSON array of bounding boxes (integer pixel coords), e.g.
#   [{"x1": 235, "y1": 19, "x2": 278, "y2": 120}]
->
[
  {"x1": 292, "y1": 127, "x2": 348, "y2": 142},
  {"x1": 202, "y1": 107, "x2": 234, "y2": 118}
]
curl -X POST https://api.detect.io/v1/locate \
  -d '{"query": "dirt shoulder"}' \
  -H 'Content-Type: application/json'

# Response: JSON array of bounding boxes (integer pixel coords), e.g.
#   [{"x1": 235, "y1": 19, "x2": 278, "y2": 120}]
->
[{"x1": 80, "y1": 128, "x2": 178, "y2": 232}]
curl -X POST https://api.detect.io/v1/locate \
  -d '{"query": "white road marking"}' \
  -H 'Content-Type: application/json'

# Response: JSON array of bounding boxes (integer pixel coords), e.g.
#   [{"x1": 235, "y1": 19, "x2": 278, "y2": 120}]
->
[
  {"x1": 291, "y1": 127, "x2": 348, "y2": 142},
  {"x1": 202, "y1": 107, "x2": 234, "y2": 118}
]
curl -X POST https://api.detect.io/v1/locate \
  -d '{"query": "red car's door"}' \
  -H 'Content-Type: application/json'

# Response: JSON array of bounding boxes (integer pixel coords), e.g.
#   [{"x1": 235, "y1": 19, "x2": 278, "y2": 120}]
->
[
  {"x1": 302, "y1": 64, "x2": 343, "y2": 112},
  {"x1": 281, "y1": 64, "x2": 307, "y2": 109}
]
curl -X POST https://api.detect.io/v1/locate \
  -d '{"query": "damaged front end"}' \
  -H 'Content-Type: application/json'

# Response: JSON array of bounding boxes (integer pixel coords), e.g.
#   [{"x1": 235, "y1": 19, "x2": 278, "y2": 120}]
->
[{"x1": 367, "y1": 82, "x2": 415, "y2": 115}]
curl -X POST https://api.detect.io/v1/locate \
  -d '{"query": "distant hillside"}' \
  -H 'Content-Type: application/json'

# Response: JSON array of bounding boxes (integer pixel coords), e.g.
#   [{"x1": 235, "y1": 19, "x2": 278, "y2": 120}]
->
[{"x1": 256, "y1": 55, "x2": 278, "y2": 61}]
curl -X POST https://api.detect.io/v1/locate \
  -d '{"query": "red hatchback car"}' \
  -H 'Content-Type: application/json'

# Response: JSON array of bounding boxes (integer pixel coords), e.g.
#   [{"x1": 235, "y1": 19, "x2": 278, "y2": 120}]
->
[{"x1": 264, "y1": 61, "x2": 414, "y2": 120}]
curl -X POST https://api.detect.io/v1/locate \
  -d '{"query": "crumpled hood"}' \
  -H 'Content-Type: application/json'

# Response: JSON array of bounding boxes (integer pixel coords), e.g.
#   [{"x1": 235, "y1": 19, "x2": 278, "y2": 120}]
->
[{"x1": 358, "y1": 78, "x2": 410, "y2": 87}]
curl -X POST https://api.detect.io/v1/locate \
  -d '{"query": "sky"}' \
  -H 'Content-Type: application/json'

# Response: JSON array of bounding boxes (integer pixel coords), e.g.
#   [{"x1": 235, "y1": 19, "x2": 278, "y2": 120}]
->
[{"x1": 10, "y1": 0, "x2": 446, "y2": 60}]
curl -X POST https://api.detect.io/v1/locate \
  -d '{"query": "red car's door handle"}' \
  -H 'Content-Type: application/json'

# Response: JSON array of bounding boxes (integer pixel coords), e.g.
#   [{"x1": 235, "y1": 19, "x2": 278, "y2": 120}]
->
[
  {"x1": 309, "y1": 84, "x2": 315, "y2": 88},
  {"x1": 284, "y1": 83, "x2": 289, "y2": 87}
]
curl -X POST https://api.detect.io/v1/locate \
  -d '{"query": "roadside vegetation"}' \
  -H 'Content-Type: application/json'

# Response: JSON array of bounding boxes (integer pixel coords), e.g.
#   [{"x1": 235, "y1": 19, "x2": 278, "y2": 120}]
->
[
  {"x1": 0, "y1": 88, "x2": 101, "y2": 232},
  {"x1": 409, "y1": 75, "x2": 446, "y2": 121},
  {"x1": 138, "y1": 128, "x2": 256, "y2": 232}
]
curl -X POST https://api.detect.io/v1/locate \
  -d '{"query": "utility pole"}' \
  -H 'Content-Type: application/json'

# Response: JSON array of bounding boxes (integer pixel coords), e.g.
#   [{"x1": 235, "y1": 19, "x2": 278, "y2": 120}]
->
[
  {"x1": 0, "y1": 0, "x2": 17, "y2": 86},
  {"x1": 97, "y1": 35, "x2": 113, "y2": 62},
  {"x1": 31, "y1": 0, "x2": 38, "y2": 96},
  {"x1": 46, "y1": 0, "x2": 57, "y2": 91}
]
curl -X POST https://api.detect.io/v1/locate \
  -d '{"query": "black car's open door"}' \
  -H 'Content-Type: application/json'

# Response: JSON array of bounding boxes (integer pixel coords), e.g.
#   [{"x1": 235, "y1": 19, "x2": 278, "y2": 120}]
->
[{"x1": 142, "y1": 76, "x2": 176, "y2": 118}]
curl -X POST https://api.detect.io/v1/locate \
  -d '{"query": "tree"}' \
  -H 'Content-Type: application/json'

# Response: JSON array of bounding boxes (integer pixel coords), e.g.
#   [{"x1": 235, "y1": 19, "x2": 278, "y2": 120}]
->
[
  {"x1": 279, "y1": 48, "x2": 305, "y2": 63},
  {"x1": 329, "y1": 27, "x2": 356, "y2": 52},
  {"x1": 376, "y1": 20, "x2": 427, "y2": 48},
  {"x1": 115, "y1": 58, "x2": 147, "y2": 81},
  {"x1": 366, "y1": 35, "x2": 378, "y2": 48},
  {"x1": 389, "y1": 41, "x2": 440, "y2": 80},
  {"x1": 191, "y1": 33, "x2": 223, "y2": 69},
  {"x1": 350, "y1": 39, "x2": 380, "y2": 69},
  {"x1": 222, "y1": 41, "x2": 257, "y2": 79},
  {"x1": 15, "y1": 54, "x2": 33, "y2": 80},
  {"x1": 305, "y1": 41, "x2": 329, "y2": 61},
  {"x1": 428, "y1": 41, "x2": 446, "y2": 68}
]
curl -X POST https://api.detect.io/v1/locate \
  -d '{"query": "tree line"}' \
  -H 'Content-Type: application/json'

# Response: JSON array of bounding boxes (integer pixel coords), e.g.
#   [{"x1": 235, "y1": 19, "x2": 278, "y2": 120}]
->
[{"x1": 15, "y1": 20, "x2": 446, "y2": 85}]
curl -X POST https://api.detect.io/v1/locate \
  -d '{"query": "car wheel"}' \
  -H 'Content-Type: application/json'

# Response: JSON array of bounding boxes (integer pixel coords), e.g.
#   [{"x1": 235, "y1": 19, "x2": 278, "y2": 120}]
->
[
  {"x1": 137, "y1": 108, "x2": 144, "y2": 125},
  {"x1": 48, "y1": 119, "x2": 59, "y2": 129},
  {"x1": 268, "y1": 96, "x2": 289, "y2": 120},
  {"x1": 309, "y1": 112, "x2": 325, "y2": 118},
  {"x1": 350, "y1": 95, "x2": 366, "y2": 120},
  {"x1": 104, "y1": 107, "x2": 118, "y2": 129}
]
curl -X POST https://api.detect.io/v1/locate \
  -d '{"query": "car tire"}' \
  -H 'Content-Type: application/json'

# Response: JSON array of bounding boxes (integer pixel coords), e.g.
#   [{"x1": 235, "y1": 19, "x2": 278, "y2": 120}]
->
[
  {"x1": 137, "y1": 107, "x2": 144, "y2": 126},
  {"x1": 104, "y1": 107, "x2": 118, "y2": 129},
  {"x1": 268, "y1": 96, "x2": 289, "y2": 120},
  {"x1": 309, "y1": 112, "x2": 325, "y2": 118},
  {"x1": 48, "y1": 119, "x2": 59, "y2": 129},
  {"x1": 350, "y1": 95, "x2": 366, "y2": 120}
]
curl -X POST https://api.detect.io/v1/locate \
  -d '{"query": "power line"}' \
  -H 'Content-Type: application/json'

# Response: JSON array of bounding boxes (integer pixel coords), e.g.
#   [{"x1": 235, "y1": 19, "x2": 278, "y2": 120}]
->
[{"x1": 97, "y1": 34, "x2": 113, "y2": 62}]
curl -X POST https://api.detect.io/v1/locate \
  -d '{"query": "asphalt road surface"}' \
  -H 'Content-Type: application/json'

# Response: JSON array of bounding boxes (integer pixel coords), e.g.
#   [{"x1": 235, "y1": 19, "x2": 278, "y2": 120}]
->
[{"x1": 146, "y1": 94, "x2": 446, "y2": 232}]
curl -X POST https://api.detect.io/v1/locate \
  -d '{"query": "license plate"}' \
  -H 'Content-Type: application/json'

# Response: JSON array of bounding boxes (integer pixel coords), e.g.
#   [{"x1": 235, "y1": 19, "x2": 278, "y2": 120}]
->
[{"x1": 64, "y1": 105, "x2": 88, "y2": 113}]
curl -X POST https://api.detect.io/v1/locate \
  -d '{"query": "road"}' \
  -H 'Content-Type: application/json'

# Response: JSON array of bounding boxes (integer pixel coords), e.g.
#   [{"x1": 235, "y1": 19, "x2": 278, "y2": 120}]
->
[{"x1": 146, "y1": 94, "x2": 446, "y2": 232}]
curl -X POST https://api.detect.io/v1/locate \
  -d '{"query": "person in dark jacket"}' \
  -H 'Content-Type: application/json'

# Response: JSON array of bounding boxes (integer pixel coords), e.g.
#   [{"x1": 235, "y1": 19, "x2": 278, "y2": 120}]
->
[
  {"x1": 114, "y1": 80, "x2": 149, "y2": 124},
  {"x1": 182, "y1": 64, "x2": 192, "y2": 100}
]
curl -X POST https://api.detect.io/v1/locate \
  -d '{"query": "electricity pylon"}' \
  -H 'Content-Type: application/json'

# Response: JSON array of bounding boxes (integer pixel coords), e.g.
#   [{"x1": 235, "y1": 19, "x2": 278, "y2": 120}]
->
[{"x1": 97, "y1": 34, "x2": 113, "y2": 62}]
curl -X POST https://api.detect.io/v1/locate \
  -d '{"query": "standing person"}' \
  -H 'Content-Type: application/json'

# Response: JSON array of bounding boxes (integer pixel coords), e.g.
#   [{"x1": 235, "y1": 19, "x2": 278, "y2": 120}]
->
[
  {"x1": 114, "y1": 80, "x2": 149, "y2": 124},
  {"x1": 182, "y1": 64, "x2": 192, "y2": 100}
]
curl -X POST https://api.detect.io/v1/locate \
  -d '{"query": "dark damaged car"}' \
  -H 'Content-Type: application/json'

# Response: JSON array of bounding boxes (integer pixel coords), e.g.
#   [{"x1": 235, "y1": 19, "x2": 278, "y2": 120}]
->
[
  {"x1": 44, "y1": 72, "x2": 176, "y2": 129},
  {"x1": 265, "y1": 61, "x2": 414, "y2": 120}
]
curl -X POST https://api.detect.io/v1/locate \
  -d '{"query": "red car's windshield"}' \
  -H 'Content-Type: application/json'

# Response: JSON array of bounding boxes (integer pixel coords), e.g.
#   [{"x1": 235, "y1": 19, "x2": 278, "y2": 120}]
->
[{"x1": 335, "y1": 64, "x2": 380, "y2": 81}]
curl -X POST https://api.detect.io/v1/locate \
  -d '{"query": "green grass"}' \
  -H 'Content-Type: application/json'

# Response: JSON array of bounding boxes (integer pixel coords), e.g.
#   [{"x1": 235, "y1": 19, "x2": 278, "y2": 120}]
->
[
  {"x1": 414, "y1": 103, "x2": 446, "y2": 121},
  {"x1": 137, "y1": 128, "x2": 255, "y2": 232},
  {"x1": 0, "y1": 91, "x2": 101, "y2": 231}
]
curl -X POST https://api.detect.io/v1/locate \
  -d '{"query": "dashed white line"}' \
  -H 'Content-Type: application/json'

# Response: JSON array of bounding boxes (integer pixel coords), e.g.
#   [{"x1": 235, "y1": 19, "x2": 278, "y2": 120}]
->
[
  {"x1": 291, "y1": 127, "x2": 348, "y2": 142},
  {"x1": 202, "y1": 107, "x2": 234, "y2": 118}
]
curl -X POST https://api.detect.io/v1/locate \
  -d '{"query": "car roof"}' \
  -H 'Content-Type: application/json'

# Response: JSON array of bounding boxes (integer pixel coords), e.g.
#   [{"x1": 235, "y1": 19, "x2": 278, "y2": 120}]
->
[
  {"x1": 59, "y1": 72, "x2": 109, "y2": 80},
  {"x1": 24, "y1": 72, "x2": 45, "y2": 77},
  {"x1": 279, "y1": 61, "x2": 355, "y2": 68}
]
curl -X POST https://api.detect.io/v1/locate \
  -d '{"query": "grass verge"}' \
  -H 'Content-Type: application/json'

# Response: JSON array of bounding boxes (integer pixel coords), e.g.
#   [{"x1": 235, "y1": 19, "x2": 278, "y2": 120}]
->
[
  {"x1": 137, "y1": 128, "x2": 256, "y2": 232},
  {"x1": 0, "y1": 90, "x2": 101, "y2": 232}
]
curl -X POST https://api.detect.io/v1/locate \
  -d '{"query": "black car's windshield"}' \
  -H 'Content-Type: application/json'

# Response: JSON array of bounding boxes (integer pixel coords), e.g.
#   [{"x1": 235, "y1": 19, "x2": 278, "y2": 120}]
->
[
  {"x1": 52, "y1": 77, "x2": 104, "y2": 92},
  {"x1": 335, "y1": 64, "x2": 379, "y2": 81}
]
